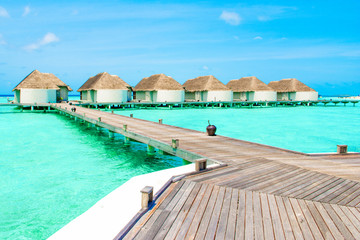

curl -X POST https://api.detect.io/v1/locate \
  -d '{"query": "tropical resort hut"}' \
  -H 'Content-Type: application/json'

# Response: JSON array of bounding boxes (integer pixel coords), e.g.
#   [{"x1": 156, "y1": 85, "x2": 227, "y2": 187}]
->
[
  {"x1": 133, "y1": 73, "x2": 184, "y2": 103},
  {"x1": 13, "y1": 70, "x2": 72, "y2": 104},
  {"x1": 183, "y1": 75, "x2": 232, "y2": 102},
  {"x1": 268, "y1": 78, "x2": 319, "y2": 101},
  {"x1": 226, "y1": 76, "x2": 276, "y2": 101},
  {"x1": 78, "y1": 72, "x2": 131, "y2": 103}
]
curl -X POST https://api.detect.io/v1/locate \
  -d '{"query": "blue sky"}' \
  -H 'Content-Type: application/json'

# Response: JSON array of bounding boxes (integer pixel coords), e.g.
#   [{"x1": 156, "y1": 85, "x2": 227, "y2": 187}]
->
[{"x1": 0, "y1": 0, "x2": 359, "y2": 95}]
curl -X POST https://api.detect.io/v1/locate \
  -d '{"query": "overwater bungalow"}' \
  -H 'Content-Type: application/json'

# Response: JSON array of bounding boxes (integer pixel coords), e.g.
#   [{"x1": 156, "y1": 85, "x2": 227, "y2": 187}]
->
[
  {"x1": 183, "y1": 75, "x2": 232, "y2": 102},
  {"x1": 13, "y1": 70, "x2": 72, "y2": 104},
  {"x1": 226, "y1": 76, "x2": 276, "y2": 101},
  {"x1": 133, "y1": 74, "x2": 184, "y2": 103},
  {"x1": 268, "y1": 78, "x2": 319, "y2": 101},
  {"x1": 78, "y1": 72, "x2": 131, "y2": 103}
]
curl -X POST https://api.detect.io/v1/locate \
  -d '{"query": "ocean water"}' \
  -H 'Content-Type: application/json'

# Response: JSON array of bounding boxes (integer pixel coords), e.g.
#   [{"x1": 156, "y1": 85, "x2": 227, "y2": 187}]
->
[
  {"x1": 0, "y1": 96, "x2": 184, "y2": 239},
  {"x1": 115, "y1": 103, "x2": 360, "y2": 153}
]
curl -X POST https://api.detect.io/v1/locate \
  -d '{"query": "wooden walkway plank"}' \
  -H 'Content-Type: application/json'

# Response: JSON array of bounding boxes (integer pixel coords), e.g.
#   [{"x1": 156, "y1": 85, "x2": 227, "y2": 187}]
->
[
  {"x1": 266, "y1": 171, "x2": 319, "y2": 195},
  {"x1": 297, "y1": 199, "x2": 324, "y2": 240},
  {"x1": 321, "y1": 203, "x2": 354, "y2": 239},
  {"x1": 252, "y1": 191, "x2": 264, "y2": 240},
  {"x1": 302, "y1": 178, "x2": 346, "y2": 202},
  {"x1": 337, "y1": 187, "x2": 360, "y2": 206},
  {"x1": 184, "y1": 184, "x2": 214, "y2": 240},
  {"x1": 215, "y1": 187, "x2": 232, "y2": 240},
  {"x1": 330, "y1": 204, "x2": 360, "y2": 239},
  {"x1": 194, "y1": 185, "x2": 220, "y2": 240},
  {"x1": 260, "y1": 192, "x2": 275, "y2": 240},
  {"x1": 292, "y1": 176, "x2": 336, "y2": 199},
  {"x1": 267, "y1": 194, "x2": 286, "y2": 240},
  {"x1": 244, "y1": 191, "x2": 254, "y2": 240},
  {"x1": 225, "y1": 188, "x2": 239, "y2": 240},
  {"x1": 338, "y1": 206, "x2": 360, "y2": 233},
  {"x1": 246, "y1": 168, "x2": 305, "y2": 192},
  {"x1": 174, "y1": 183, "x2": 208, "y2": 240},
  {"x1": 235, "y1": 190, "x2": 247, "y2": 240},
  {"x1": 275, "y1": 196, "x2": 295, "y2": 240},
  {"x1": 304, "y1": 200, "x2": 334, "y2": 240},
  {"x1": 204, "y1": 187, "x2": 226, "y2": 239},
  {"x1": 152, "y1": 181, "x2": 197, "y2": 240},
  {"x1": 319, "y1": 181, "x2": 358, "y2": 203},
  {"x1": 132, "y1": 181, "x2": 189, "y2": 240},
  {"x1": 288, "y1": 198, "x2": 314, "y2": 240},
  {"x1": 312, "y1": 201, "x2": 344, "y2": 240}
]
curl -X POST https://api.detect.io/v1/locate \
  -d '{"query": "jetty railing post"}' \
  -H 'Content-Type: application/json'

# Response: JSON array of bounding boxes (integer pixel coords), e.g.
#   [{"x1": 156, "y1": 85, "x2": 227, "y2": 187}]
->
[
  {"x1": 337, "y1": 145, "x2": 348, "y2": 154},
  {"x1": 159, "y1": 119, "x2": 163, "y2": 124},
  {"x1": 109, "y1": 131, "x2": 115, "y2": 138},
  {"x1": 172, "y1": 139, "x2": 179, "y2": 149},
  {"x1": 130, "y1": 114, "x2": 133, "y2": 118},
  {"x1": 147, "y1": 145, "x2": 155, "y2": 155},
  {"x1": 195, "y1": 159, "x2": 207, "y2": 172},
  {"x1": 141, "y1": 186, "x2": 153, "y2": 209}
]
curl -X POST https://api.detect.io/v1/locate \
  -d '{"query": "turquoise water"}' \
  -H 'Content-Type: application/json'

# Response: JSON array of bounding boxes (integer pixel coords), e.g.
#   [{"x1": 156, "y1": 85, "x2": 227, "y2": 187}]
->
[
  {"x1": 0, "y1": 97, "x2": 184, "y2": 239},
  {"x1": 115, "y1": 104, "x2": 360, "y2": 153}
]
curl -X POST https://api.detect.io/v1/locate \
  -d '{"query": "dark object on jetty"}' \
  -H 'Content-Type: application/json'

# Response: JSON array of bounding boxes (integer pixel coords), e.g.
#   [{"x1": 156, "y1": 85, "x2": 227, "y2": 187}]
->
[
  {"x1": 71, "y1": 107, "x2": 76, "y2": 112},
  {"x1": 69, "y1": 102, "x2": 73, "y2": 105},
  {"x1": 206, "y1": 120, "x2": 216, "y2": 136}
]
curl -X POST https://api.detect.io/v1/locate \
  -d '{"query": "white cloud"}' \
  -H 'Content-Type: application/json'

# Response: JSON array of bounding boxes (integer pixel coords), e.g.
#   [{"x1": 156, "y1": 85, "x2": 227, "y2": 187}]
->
[
  {"x1": 234, "y1": 36, "x2": 239, "y2": 40},
  {"x1": 72, "y1": 10, "x2": 79, "y2": 15},
  {"x1": 220, "y1": 11, "x2": 241, "y2": 26},
  {"x1": 203, "y1": 65, "x2": 209, "y2": 70},
  {"x1": 23, "y1": 6, "x2": 31, "y2": 17},
  {"x1": 24, "y1": 32, "x2": 60, "y2": 51},
  {"x1": 254, "y1": 36, "x2": 263, "y2": 40},
  {"x1": 0, "y1": 34, "x2": 6, "y2": 45},
  {"x1": 0, "y1": 6, "x2": 10, "y2": 17}
]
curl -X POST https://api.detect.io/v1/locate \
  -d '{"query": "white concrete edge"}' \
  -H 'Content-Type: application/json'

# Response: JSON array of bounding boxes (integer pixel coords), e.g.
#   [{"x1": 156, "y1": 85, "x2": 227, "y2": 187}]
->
[{"x1": 48, "y1": 163, "x2": 217, "y2": 240}]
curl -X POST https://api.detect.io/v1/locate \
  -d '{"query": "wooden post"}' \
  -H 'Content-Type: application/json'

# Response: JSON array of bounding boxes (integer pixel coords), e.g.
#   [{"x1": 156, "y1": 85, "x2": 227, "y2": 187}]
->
[
  {"x1": 195, "y1": 159, "x2": 207, "y2": 172},
  {"x1": 124, "y1": 136, "x2": 130, "y2": 145},
  {"x1": 172, "y1": 139, "x2": 179, "y2": 148},
  {"x1": 123, "y1": 124, "x2": 127, "y2": 131},
  {"x1": 337, "y1": 145, "x2": 348, "y2": 154},
  {"x1": 159, "y1": 119, "x2": 163, "y2": 124},
  {"x1": 109, "y1": 131, "x2": 115, "y2": 138},
  {"x1": 147, "y1": 145, "x2": 155, "y2": 155},
  {"x1": 130, "y1": 114, "x2": 133, "y2": 118},
  {"x1": 111, "y1": 110, "x2": 114, "y2": 114},
  {"x1": 98, "y1": 117, "x2": 101, "y2": 122},
  {"x1": 141, "y1": 186, "x2": 153, "y2": 209}
]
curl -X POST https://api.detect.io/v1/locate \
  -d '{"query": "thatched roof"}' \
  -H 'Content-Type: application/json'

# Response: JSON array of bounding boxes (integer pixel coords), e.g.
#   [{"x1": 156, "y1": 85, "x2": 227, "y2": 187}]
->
[
  {"x1": 78, "y1": 72, "x2": 130, "y2": 92},
  {"x1": 134, "y1": 73, "x2": 183, "y2": 91},
  {"x1": 268, "y1": 78, "x2": 316, "y2": 92},
  {"x1": 226, "y1": 76, "x2": 274, "y2": 92},
  {"x1": 13, "y1": 70, "x2": 72, "y2": 91},
  {"x1": 183, "y1": 75, "x2": 230, "y2": 92}
]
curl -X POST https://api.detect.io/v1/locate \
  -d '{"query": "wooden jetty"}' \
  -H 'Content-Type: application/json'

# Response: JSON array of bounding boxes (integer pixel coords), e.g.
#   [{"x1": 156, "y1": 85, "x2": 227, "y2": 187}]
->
[
  {"x1": 77, "y1": 99, "x2": 359, "y2": 110},
  {"x1": 50, "y1": 103, "x2": 360, "y2": 239}
]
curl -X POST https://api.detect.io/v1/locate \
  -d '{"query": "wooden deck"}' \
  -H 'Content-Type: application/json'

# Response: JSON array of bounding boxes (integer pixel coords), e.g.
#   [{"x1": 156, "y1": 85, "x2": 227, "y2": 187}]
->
[{"x1": 51, "y1": 103, "x2": 360, "y2": 239}]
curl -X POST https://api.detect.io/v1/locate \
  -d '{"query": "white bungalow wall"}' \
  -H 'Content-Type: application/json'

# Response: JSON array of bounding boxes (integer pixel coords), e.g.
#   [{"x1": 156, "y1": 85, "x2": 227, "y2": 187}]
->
[
  {"x1": 205, "y1": 90, "x2": 233, "y2": 102},
  {"x1": 252, "y1": 91, "x2": 277, "y2": 101},
  {"x1": 155, "y1": 90, "x2": 185, "y2": 102},
  {"x1": 95, "y1": 89, "x2": 128, "y2": 103},
  {"x1": 294, "y1": 91, "x2": 319, "y2": 101},
  {"x1": 19, "y1": 89, "x2": 57, "y2": 103}
]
